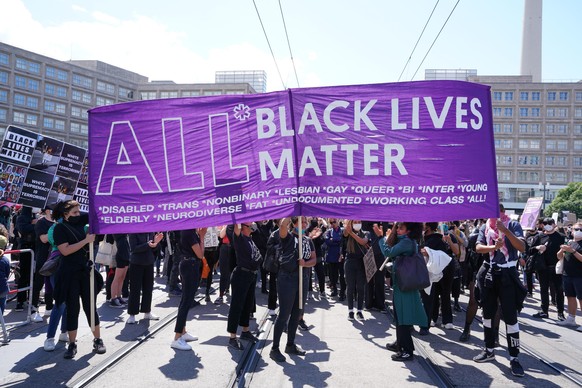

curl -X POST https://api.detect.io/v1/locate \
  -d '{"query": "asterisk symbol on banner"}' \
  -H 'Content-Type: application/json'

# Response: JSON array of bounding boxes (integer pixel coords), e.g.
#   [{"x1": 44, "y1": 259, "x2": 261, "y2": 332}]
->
[{"x1": 233, "y1": 103, "x2": 251, "y2": 121}]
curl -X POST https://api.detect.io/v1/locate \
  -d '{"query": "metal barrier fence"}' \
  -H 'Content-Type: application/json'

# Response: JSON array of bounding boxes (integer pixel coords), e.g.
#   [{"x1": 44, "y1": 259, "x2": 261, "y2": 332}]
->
[{"x1": 1, "y1": 248, "x2": 37, "y2": 345}]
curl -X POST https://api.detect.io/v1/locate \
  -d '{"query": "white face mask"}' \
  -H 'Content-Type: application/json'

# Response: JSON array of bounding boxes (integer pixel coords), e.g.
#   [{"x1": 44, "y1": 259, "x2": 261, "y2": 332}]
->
[
  {"x1": 544, "y1": 225, "x2": 554, "y2": 232},
  {"x1": 353, "y1": 223, "x2": 362, "y2": 232},
  {"x1": 574, "y1": 231, "x2": 582, "y2": 240}
]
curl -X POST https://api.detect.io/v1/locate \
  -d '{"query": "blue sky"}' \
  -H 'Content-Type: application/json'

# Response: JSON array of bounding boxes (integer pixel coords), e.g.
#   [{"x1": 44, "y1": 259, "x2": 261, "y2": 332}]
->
[{"x1": 1, "y1": 0, "x2": 580, "y2": 91}]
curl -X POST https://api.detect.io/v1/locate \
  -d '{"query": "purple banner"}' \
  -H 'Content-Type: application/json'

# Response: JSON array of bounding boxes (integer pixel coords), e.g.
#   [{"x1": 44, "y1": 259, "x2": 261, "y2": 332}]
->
[{"x1": 88, "y1": 81, "x2": 499, "y2": 234}]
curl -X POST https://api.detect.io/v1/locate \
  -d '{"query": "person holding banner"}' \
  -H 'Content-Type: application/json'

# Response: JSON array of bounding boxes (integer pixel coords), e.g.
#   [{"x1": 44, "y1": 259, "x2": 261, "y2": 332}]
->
[
  {"x1": 52, "y1": 200, "x2": 105, "y2": 359},
  {"x1": 171, "y1": 227, "x2": 205, "y2": 351},
  {"x1": 343, "y1": 220, "x2": 370, "y2": 320},
  {"x1": 324, "y1": 218, "x2": 345, "y2": 300},
  {"x1": 375, "y1": 222, "x2": 426, "y2": 362},
  {"x1": 226, "y1": 223, "x2": 262, "y2": 350},
  {"x1": 269, "y1": 217, "x2": 316, "y2": 363}
]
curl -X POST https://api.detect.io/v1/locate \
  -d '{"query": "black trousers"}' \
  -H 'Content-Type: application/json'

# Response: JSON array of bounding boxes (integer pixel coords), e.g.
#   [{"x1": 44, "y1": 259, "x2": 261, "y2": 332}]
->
[
  {"x1": 309, "y1": 261, "x2": 326, "y2": 293},
  {"x1": 537, "y1": 268, "x2": 564, "y2": 314},
  {"x1": 327, "y1": 262, "x2": 345, "y2": 295},
  {"x1": 128, "y1": 263, "x2": 154, "y2": 315},
  {"x1": 203, "y1": 248, "x2": 219, "y2": 296},
  {"x1": 431, "y1": 265, "x2": 454, "y2": 324},
  {"x1": 345, "y1": 259, "x2": 366, "y2": 310},
  {"x1": 175, "y1": 258, "x2": 200, "y2": 333},
  {"x1": 365, "y1": 256, "x2": 386, "y2": 310},
  {"x1": 267, "y1": 271, "x2": 278, "y2": 310},
  {"x1": 272, "y1": 270, "x2": 308, "y2": 350},
  {"x1": 227, "y1": 268, "x2": 257, "y2": 333},
  {"x1": 66, "y1": 269, "x2": 100, "y2": 331},
  {"x1": 16, "y1": 251, "x2": 32, "y2": 304}
]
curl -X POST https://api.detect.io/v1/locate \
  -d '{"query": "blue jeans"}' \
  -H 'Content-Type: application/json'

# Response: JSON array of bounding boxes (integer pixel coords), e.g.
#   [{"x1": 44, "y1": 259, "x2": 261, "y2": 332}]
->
[{"x1": 47, "y1": 275, "x2": 66, "y2": 338}]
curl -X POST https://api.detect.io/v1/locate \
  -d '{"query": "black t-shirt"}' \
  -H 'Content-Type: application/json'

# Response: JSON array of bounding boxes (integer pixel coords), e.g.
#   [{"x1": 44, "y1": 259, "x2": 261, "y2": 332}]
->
[
  {"x1": 532, "y1": 232, "x2": 565, "y2": 267},
  {"x1": 34, "y1": 217, "x2": 53, "y2": 263},
  {"x1": 563, "y1": 240, "x2": 582, "y2": 277},
  {"x1": 279, "y1": 233, "x2": 315, "y2": 273},
  {"x1": 233, "y1": 233, "x2": 262, "y2": 271},
  {"x1": 179, "y1": 229, "x2": 201, "y2": 259},
  {"x1": 53, "y1": 221, "x2": 88, "y2": 271}
]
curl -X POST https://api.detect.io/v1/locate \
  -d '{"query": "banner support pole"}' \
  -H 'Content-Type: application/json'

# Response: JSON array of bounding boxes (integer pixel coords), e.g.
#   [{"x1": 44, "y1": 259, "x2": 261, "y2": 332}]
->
[
  {"x1": 89, "y1": 241, "x2": 96, "y2": 332},
  {"x1": 298, "y1": 216, "x2": 303, "y2": 310}
]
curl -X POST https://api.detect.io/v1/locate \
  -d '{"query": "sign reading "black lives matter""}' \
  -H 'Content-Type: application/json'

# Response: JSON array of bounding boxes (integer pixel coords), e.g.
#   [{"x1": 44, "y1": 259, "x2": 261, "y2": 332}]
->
[{"x1": 0, "y1": 125, "x2": 89, "y2": 212}]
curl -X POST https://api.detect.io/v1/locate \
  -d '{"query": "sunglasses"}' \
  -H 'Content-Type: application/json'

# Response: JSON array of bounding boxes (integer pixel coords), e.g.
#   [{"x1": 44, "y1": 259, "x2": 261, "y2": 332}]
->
[{"x1": 574, "y1": 228, "x2": 582, "y2": 232}]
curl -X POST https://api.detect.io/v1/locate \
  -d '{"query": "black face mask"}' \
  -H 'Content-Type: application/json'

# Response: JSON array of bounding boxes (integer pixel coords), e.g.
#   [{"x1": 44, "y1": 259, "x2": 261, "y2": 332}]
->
[{"x1": 67, "y1": 215, "x2": 81, "y2": 224}]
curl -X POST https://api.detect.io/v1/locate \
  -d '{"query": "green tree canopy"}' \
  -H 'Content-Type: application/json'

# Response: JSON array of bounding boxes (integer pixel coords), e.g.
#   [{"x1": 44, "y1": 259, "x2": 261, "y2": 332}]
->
[{"x1": 545, "y1": 182, "x2": 582, "y2": 220}]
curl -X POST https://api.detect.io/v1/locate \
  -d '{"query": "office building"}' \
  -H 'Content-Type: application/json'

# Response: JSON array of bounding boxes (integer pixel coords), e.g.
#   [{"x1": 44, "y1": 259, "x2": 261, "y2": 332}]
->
[{"x1": 216, "y1": 70, "x2": 267, "y2": 94}]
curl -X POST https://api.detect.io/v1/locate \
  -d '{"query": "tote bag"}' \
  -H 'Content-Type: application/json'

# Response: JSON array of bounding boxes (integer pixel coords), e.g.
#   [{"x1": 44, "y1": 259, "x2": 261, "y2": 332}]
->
[{"x1": 95, "y1": 235, "x2": 117, "y2": 267}]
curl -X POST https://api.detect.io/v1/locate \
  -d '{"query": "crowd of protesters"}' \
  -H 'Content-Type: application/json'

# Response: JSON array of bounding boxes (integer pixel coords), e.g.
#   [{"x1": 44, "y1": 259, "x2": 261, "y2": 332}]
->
[{"x1": 1, "y1": 201, "x2": 581, "y2": 379}]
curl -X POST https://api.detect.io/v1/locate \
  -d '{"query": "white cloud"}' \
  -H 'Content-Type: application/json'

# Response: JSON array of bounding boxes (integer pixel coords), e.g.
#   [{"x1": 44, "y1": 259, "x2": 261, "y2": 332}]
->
[
  {"x1": 91, "y1": 11, "x2": 119, "y2": 25},
  {"x1": 71, "y1": 4, "x2": 87, "y2": 13}
]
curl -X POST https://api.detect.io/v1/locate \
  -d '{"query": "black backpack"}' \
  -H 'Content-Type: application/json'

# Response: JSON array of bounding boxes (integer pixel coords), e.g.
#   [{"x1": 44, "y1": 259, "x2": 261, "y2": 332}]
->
[{"x1": 263, "y1": 230, "x2": 282, "y2": 273}]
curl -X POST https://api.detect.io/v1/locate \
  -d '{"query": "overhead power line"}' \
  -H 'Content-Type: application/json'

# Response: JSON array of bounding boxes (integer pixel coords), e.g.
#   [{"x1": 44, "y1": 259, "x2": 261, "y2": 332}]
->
[
  {"x1": 278, "y1": 0, "x2": 300, "y2": 88},
  {"x1": 398, "y1": 0, "x2": 440, "y2": 82},
  {"x1": 411, "y1": 0, "x2": 461, "y2": 81},
  {"x1": 252, "y1": 0, "x2": 286, "y2": 90}
]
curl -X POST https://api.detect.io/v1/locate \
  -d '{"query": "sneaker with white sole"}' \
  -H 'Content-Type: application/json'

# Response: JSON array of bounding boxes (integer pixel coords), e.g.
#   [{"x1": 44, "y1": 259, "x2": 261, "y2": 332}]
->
[
  {"x1": 268, "y1": 309, "x2": 277, "y2": 316},
  {"x1": 444, "y1": 323, "x2": 454, "y2": 330},
  {"x1": 44, "y1": 309, "x2": 52, "y2": 317},
  {"x1": 44, "y1": 338, "x2": 56, "y2": 352},
  {"x1": 58, "y1": 332, "x2": 69, "y2": 342},
  {"x1": 126, "y1": 315, "x2": 136, "y2": 324},
  {"x1": 171, "y1": 337, "x2": 192, "y2": 351},
  {"x1": 143, "y1": 312, "x2": 160, "y2": 320},
  {"x1": 181, "y1": 332, "x2": 198, "y2": 342},
  {"x1": 556, "y1": 315, "x2": 577, "y2": 327},
  {"x1": 473, "y1": 349, "x2": 495, "y2": 363}
]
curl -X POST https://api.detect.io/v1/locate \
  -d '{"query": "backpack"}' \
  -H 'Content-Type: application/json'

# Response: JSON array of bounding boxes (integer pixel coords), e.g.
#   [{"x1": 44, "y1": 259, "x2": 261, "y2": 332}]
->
[{"x1": 263, "y1": 231, "x2": 282, "y2": 273}]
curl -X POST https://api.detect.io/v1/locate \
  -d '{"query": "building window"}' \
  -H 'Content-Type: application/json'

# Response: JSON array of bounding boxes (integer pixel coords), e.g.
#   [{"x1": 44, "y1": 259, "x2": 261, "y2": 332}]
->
[
  {"x1": 493, "y1": 107, "x2": 502, "y2": 117},
  {"x1": 56, "y1": 86, "x2": 67, "y2": 98},
  {"x1": 26, "y1": 96, "x2": 38, "y2": 109},
  {"x1": 530, "y1": 123, "x2": 540, "y2": 133},
  {"x1": 546, "y1": 124, "x2": 555, "y2": 134},
  {"x1": 497, "y1": 155, "x2": 513, "y2": 165},
  {"x1": 575, "y1": 124, "x2": 582, "y2": 135},
  {"x1": 14, "y1": 111, "x2": 26, "y2": 124},
  {"x1": 26, "y1": 114, "x2": 37, "y2": 126},
  {"x1": 97, "y1": 81, "x2": 115, "y2": 95},
  {"x1": 182, "y1": 91, "x2": 200, "y2": 97},
  {"x1": 504, "y1": 92, "x2": 513, "y2": 101},
  {"x1": 55, "y1": 120, "x2": 65, "y2": 131},
  {"x1": 160, "y1": 91, "x2": 178, "y2": 99},
  {"x1": 15, "y1": 57, "x2": 40, "y2": 74},
  {"x1": 557, "y1": 124, "x2": 568, "y2": 134},
  {"x1": 574, "y1": 140, "x2": 582, "y2": 151},
  {"x1": 531, "y1": 92, "x2": 541, "y2": 101},
  {"x1": 519, "y1": 156, "x2": 539, "y2": 165},
  {"x1": 531, "y1": 108, "x2": 540, "y2": 117},
  {"x1": 547, "y1": 108, "x2": 556, "y2": 117},
  {"x1": 519, "y1": 124, "x2": 527, "y2": 133},
  {"x1": 547, "y1": 91, "x2": 556, "y2": 101},
  {"x1": 546, "y1": 172, "x2": 567, "y2": 183},
  {"x1": 493, "y1": 92, "x2": 502, "y2": 101},
  {"x1": 574, "y1": 173, "x2": 582, "y2": 182},
  {"x1": 574, "y1": 157, "x2": 582, "y2": 167},
  {"x1": 140, "y1": 91, "x2": 157, "y2": 100},
  {"x1": 520, "y1": 92, "x2": 529, "y2": 101},
  {"x1": 495, "y1": 139, "x2": 513, "y2": 149},
  {"x1": 497, "y1": 171, "x2": 512, "y2": 181},
  {"x1": 56, "y1": 103, "x2": 66, "y2": 115},
  {"x1": 15, "y1": 75, "x2": 26, "y2": 88},
  {"x1": 493, "y1": 124, "x2": 501, "y2": 133},
  {"x1": 558, "y1": 108, "x2": 568, "y2": 117},
  {"x1": 45, "y1": 83, "x2": 56, "y2": 95},
  {"x1": 43, "y1": 117, "x2": 54, "y2": 129},
  {"x1": 504, "y1": 107, "x2": 513, "y2": 117},
  {"x1": 0, "y1": 108, "x2": 6, "y2": 122},
  {"x1": 530, "y1": 139, "x2": 540, "y2": 149},
  {"x1": 0, "y1": 90, "x2": 6, "y2": 103},
  {"x1": 0, "y1": 52, "x2": 8, "y2": 66},
  {"x1": 519, "y1": 140, "x2": 528, "y2": 149},
  {"x1": 575, "y1": 108, "x2": 582, "y2": 118},
  {"x1": 530, "y1": 156, "x2": 539, "y2": 165},
  {"x1": 518, "y1": 172, "x2": 528, "y2": 182},
  {"x1": 203, "y1": 91, "x2": 222, "y2": 96},
  {"x1": 14, "y1": 93, "x2": 25, "y2": 106},
  {"x1": 72, "y1": 90, "x2": 82, "y2": 101},
  {"x1": 576, "y1": 92, "x2": 582, "y2": 101},
  {"x1": 559, "y1": 91, "x2": 569, "y2": 101},
  {"x1": 530, "y1": 172, "x2": 539, "y2": 182},
  {"x1": 72, "y1": 74, "x2": 93, "y2": 89},
  {"x1": 503, "y1": 124, "x2": 513, "y2": 133},
  {"x1": 82, "y1": 93, "x2": 92, "y2": 104},
  {"x1": 0, "y1": 71, "x2": 7, "y2": 84},
  {"x1": 519, "y1": 108, "x2": 528, "y2": 117}
]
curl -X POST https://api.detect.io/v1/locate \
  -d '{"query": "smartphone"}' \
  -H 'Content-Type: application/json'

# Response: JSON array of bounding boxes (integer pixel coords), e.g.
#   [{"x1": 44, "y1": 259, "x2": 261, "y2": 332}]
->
[{"x1": 439, "y1": 224, "x2": 449, "y2": 235}]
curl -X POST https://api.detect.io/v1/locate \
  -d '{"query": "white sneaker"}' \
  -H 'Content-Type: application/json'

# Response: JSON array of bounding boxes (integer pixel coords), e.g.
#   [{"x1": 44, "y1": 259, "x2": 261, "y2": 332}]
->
[
  {"x1": 126, "y1": 315, "x2": 136, "y2": 324},
  {"x1": 444, "y1": 323, "x2": 454, "y2": 330},
  {"x1": 268, "y1": 309, "x2": 277, "y2": 316},
  {"x1": 143, "y1": 312, "x2": 160, "y2": 320},
  {"x1": 44, "y1": 338, "x2": 56, "y2": 352},
  {"x1": 171, "y1": 338, "x2": 192, "y2": 351},
  {"x1": 58, "y1": 332, "x2": 69, "y2": 342},
  {"x1": 181, "y1": 332, "x2": 198, "y2": 342},
  {"x1": 31, "y1": 312, "x2": 43, "y2": 323},
  {"x1": 44, "y1": 309, "x2": 52, "y2": 317},
  {"x1": 556, "y1": 316, "x2": 577, "y2": 327}
]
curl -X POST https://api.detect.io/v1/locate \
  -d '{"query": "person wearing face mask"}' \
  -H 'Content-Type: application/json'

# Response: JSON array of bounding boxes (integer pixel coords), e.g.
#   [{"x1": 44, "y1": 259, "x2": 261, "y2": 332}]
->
[
  {"x1": 343, "y1": 220, "x2": 370, "y2": 320},
  {"x1": 529, "y1": 217, "x2": 566, "y2": 321},
  {"x1": 374, "y1": 222, "x2": 426, "y2": 362},
  {"x1": 52, "y1": 200, "x2": 105, "y2": 359},
  {"x1": 473, "y1": 204, "x2": 526, "y2": 377},
  {"x1": 324, "y1": 218, "x2": 345, "y2": 300},
  {"x1": 523, "y1": 226, "x2": 541, "y2": 296},
  {"x1": 556, "y1": 222, "x2": 582, "y2": 330}
]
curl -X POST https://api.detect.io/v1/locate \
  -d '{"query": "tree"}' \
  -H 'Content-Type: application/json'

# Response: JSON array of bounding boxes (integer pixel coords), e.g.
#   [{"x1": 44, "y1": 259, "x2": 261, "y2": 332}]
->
[{"x1": 544, "y1": 182, "x2": 582, "y2": 220}]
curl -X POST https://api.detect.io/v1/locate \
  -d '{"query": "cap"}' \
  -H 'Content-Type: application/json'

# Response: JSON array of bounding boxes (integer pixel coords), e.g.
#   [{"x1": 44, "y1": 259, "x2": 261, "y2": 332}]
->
[{"x1": 0, "y1": 235, "x2": 8, "y2": 250}]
